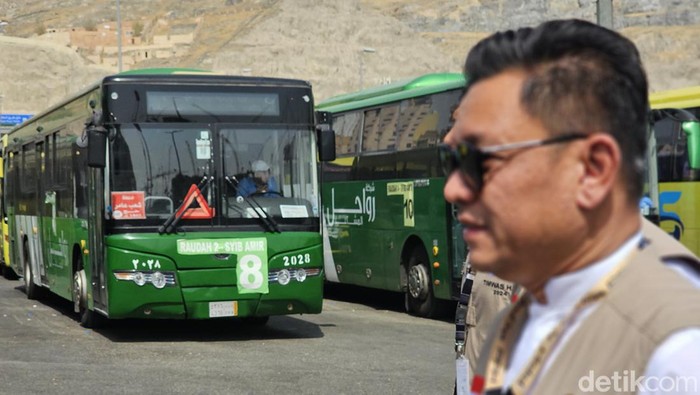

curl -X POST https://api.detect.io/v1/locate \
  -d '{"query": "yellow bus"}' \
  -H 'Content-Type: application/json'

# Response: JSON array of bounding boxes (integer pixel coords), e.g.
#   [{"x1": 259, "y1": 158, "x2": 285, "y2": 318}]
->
[{"x1": 650, "y1": 85, "x2": 700, "y2": 254}]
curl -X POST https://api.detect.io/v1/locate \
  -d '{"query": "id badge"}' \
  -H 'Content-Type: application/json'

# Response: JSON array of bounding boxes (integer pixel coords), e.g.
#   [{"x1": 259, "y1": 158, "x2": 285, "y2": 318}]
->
[{"x1": 455, "y1": 354, "x2": 470, "y2": 395}]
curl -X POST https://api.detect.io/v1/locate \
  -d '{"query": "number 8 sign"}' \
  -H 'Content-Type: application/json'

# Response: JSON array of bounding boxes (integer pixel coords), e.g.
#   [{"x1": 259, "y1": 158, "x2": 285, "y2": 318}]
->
[{"x1": 236, "y1": 238, "x2": 269, "y2": 294}]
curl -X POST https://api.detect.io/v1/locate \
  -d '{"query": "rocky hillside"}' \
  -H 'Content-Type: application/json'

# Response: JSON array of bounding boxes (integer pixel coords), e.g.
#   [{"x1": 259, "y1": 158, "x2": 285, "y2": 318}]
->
[{"x1": 1, "y1": 0, "x2": 699, "y2": 114}]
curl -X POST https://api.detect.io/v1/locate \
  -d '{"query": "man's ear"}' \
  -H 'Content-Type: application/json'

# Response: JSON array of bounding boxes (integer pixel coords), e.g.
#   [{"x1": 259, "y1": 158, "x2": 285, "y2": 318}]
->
[{"x1": 576, "y1": 133, "x2": 620, "y2": 209}]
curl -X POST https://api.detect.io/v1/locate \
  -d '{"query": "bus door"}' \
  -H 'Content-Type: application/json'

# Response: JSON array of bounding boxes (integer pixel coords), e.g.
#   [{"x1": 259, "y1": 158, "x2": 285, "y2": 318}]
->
[
  {"x1": 87, "y1": 160, "x2": 107, "y2": 311},
  {"x1": 32, "y1": 140, "x2": 50, "y2": 286},
  {"x1": 21, "y1": 141, "x2": 47, "y2": 285},
  {"x1": 40, "y1": 133, "x2": 70, "y2": 292}
]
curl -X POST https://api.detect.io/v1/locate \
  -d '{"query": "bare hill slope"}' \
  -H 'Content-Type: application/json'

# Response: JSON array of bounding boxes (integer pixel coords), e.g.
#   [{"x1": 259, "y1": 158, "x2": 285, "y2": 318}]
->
[{"x1": 1, "y1": 0, "x2": 699, "y2": 114}]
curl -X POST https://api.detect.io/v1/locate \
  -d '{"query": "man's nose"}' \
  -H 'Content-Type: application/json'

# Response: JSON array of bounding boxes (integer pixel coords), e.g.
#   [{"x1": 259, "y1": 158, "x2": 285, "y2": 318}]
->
[{"x1": 443, "y1": 171, "x2": 477, "y2": 204}]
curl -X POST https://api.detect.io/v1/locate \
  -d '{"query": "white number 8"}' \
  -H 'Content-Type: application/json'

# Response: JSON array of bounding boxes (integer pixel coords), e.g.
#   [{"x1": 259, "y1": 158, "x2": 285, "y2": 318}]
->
[{"x1": 239, "y1": 254, "x2": 264, "y2": 290}]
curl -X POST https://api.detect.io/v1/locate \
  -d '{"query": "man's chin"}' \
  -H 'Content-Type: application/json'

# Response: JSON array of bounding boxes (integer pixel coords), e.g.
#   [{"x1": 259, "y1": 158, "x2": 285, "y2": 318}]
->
[{"x1": 469, "y1": 254, "x2": 513, "y2": 280}]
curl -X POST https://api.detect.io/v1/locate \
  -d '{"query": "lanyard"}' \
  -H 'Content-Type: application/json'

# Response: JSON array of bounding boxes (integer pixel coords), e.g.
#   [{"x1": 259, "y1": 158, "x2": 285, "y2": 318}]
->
[{"x1": 481, "y1": 248, "x2": 638, "y2": 395}]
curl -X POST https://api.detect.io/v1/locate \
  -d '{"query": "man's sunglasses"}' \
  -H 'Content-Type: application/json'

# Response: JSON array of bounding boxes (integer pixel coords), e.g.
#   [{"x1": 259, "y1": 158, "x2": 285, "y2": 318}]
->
[{"x1": 438, "y1": 133, "x2": 588, "y2": 192}]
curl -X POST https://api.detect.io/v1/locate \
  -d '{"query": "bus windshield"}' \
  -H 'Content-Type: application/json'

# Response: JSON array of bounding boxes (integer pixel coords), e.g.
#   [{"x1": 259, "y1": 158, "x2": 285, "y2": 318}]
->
[{"x1": 110, "y1": 123, "x2": 319, "y2": 224}]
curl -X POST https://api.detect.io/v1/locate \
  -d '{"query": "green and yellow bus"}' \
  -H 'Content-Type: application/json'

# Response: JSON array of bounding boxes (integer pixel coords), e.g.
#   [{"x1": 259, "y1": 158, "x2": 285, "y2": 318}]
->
[
  {"x1": 317, "y1": 73, "x2": 467, "y2": 317},
  {"x1": 3, "y1": 68, "x2": 335, "y2": 327},
  {"x1": 650, "y1": 85, "x2": 700, "y2": 254},
  {"x1": 1, "y1": 134, "x2": 17, "y2": 280}
]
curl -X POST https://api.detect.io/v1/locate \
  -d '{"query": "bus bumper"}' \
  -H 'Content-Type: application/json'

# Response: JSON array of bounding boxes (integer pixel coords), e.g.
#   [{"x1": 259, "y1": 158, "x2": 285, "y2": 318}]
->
[{"x1": 106, "y1": 268, "x2": 324, "y2": 319}]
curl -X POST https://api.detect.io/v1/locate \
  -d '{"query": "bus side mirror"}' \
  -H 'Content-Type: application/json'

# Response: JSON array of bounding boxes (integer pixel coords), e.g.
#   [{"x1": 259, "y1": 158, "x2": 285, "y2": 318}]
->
[
  {"x1": 315, "y1": 111, "x2": 336, "y2": 162},
  {"x1": 317, "y1": 125, "x2": 336, "y2": 162},
  {"x1": 87, "y1": 125, "x2": 108, "y2": 168},
  {"x1": 682, "y1": 121, "x2": 700, "y2": 171}
]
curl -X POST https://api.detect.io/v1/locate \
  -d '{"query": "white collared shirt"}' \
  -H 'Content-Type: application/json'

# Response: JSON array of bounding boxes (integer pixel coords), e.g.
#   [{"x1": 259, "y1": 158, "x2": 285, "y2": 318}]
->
[{"x1": 503, "y1": 234, "x2": 700, "y2": 395}]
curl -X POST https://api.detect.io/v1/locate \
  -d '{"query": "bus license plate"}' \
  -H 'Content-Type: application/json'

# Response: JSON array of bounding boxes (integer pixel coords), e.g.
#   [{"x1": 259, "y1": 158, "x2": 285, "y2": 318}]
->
[{"x1": 209, "y1": 301, "x2": 238, "y2": 318}]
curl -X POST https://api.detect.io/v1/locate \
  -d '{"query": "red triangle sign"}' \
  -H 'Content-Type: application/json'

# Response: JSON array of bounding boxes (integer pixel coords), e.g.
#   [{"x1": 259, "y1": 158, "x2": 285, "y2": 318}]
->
[{"x1": 176, "y1": 184, "x2": 215, "y2": 219}]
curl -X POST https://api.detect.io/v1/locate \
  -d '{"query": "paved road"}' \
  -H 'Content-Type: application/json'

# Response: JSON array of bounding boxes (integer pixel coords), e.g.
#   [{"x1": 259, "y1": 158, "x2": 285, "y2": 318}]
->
[{"x1": 0, "y1": 276, "x2": 455, "y2": 395}]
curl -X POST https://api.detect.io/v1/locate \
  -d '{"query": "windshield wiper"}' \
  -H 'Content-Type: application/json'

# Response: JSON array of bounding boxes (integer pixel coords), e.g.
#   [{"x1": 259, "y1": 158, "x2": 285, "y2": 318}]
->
[
  {"x1": 225, "y1": 175, "x2": 280, "y2": 233},
  {"x1": 158, "y1": 175, "x2": 213, "y2": 235}
]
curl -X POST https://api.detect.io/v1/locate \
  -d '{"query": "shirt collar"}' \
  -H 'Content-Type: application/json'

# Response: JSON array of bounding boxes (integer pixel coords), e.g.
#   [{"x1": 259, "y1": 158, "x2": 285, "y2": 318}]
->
[{"x1": 530, "y1": 232, "x2": 642, "y2": 313}]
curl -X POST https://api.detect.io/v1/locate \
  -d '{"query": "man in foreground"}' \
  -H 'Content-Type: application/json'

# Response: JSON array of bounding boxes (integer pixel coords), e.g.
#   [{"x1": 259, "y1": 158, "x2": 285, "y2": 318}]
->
[{"x1": 442, "y1": 19, "x2": 700, "y2": 394}]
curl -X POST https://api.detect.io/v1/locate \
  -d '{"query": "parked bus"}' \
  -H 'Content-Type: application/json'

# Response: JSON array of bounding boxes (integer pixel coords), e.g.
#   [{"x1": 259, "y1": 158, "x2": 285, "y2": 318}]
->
[
  {"x1": 317, "y1": 73, "x2": 467, "y2": 317},
  {"x1": 3, "y1": 68, "x2": 335, "y2": 327},
  {"x1": 1, "y1": 134, "x2": 17, "y2": 279},
  {"x1": 650, "y1": 85, "x2": 700, "y2": 254}
]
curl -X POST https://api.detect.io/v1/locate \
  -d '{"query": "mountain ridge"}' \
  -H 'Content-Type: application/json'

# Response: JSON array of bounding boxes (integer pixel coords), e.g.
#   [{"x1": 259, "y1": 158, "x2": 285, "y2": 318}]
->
[{"x1": 1, "y1": 0, "x2": 699, "y2": 114}]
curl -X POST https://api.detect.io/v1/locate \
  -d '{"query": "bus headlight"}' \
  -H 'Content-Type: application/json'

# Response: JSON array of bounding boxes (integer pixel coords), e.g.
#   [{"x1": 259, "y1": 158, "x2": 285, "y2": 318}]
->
[
  {"x1": 151, "y1": 271, "x2": 166, "y2": 289},
  {"x1": 113, "y1": 270, "x2": 176, "y2": 288},
  {"x1": 268, "y1": 268, "x2": 321, "y2": 285},
  {"x1": 276, "y1": 269, "x2": 291, "y2": 285},
  {"x1": 133, "y1": 272, "x2": 147, "y2": 286},
  {"x1": 293, "y1": 268, "x2": 307, "y2": 282}
]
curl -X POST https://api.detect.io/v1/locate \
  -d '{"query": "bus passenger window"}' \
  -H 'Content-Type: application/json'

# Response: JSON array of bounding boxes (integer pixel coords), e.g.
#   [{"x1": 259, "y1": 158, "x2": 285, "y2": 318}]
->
[
  {"x1": 362, "y1": 105, "x2": 399, "y2": 152},
  {"x1": 333, "y1": 112, "x2": 362, "y2": 155}
]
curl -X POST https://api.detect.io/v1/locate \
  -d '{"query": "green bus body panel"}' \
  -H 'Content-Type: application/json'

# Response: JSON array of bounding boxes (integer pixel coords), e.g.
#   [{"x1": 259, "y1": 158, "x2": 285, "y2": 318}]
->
[
  {"x1": 42, "y1": 217, "x2": 89, "y2": 301},
  {"x1": 103, "y1": 232, "x2": 323, "y2": 319},
  {"x1": 323, "y1": 178, "x2": 454, "y2": 300},
  {"x1": 6, "y1": 214, "x2": 88, "y2": 301}
]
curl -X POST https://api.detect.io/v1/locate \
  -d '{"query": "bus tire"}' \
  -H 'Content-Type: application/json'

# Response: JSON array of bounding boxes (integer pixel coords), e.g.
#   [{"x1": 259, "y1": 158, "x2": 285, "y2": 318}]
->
[
  {"x1": 2, "y1": 265, "x2": 19, "y2": 280},
  {"x1": 23, "y1": 242, "x2": 39, "y2": 300},
  {"x1": 73, "y1": 267, "x2": 103, "y2": 329},
  {"x1": 405, "y1": 246, "x2": 435, "y2": 318}
]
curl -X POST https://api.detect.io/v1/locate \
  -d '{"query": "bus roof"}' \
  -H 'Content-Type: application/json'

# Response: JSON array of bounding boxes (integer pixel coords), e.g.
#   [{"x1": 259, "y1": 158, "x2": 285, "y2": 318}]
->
[
  {"x1": 106, "y1": 69, "x2": 311, "y2": 88},
  {"x1": 115, "y1": 67, "x2": 215, "y2": 76},
  {"x1": 650, "y1": 85, "x2": 700, "y2": 109},
  {"x1": 317, "y1": 72, "x2": 465, "y2": 113},
  {"x1": 8, "y1": 68, "x2": 312, "y2": 133}
]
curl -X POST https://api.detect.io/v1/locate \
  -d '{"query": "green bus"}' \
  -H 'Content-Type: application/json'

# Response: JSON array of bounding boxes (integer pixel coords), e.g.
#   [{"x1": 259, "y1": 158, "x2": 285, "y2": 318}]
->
[
  {"x1": 317, "y1": 73, "x2": 467, "y2": 317},
  {"x1": 3, "y1": 68, "x2": 335, "y2": 327}
]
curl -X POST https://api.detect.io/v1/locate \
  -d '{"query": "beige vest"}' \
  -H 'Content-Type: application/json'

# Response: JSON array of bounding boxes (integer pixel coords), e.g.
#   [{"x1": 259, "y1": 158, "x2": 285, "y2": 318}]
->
[{"x1": 475, "y1": 220, "x2": 700, "y2": 394}]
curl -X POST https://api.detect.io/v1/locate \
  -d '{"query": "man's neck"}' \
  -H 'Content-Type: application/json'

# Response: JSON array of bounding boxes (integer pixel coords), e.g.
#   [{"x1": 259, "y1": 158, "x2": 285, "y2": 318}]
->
[{"x1": 528, "y1": 209, "x2": 641, "y2": 304}]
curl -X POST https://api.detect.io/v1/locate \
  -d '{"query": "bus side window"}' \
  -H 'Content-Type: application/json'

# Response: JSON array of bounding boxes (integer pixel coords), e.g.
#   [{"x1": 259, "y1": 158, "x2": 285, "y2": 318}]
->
[
  {"x1": 362, "y1": 106, "x2": 399, "y2": 152},
  {"x1": 20, "y1": 143, "x2": 38, "y2": 215},
  {"x1": 655, "y1": 118, "x2": 676, "y2": 182},
  {"x1": 355, "y1": 155, "x2": 397, "y2": 181},
  {"x1": 395, "y1": 91, "x2": 460, "y2": 179},
  {"x1": 334, "y1": 112, "x2": 362, "y2": 156}
]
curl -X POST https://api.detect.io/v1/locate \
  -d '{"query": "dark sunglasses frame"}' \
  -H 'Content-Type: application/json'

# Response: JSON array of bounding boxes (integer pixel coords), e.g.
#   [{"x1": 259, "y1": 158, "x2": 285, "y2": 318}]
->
[{"x1": 438, "y1": 133, "x2": 588, "y2": 191}]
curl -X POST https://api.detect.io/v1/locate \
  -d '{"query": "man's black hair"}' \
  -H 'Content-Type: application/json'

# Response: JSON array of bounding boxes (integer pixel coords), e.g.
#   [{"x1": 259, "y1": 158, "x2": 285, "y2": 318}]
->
[{"x1": 464, "y1": 19, "x2": 649, "y2": 201}]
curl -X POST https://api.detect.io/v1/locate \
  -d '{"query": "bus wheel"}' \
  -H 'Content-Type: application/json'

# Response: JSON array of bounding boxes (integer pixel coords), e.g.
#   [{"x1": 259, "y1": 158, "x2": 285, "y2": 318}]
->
[
  {"x1": 2, "y1": 265, "x2": 19, "y2": 280},
  {"x1": 405, "y1": 246, "x2": 435, "y2": 317},
  {"x1": 73, "y1": 268, "x2": 103, "y2": 328},
  {"x1": 23, "y1": 242, "x2": 38, "y2": 300}
]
